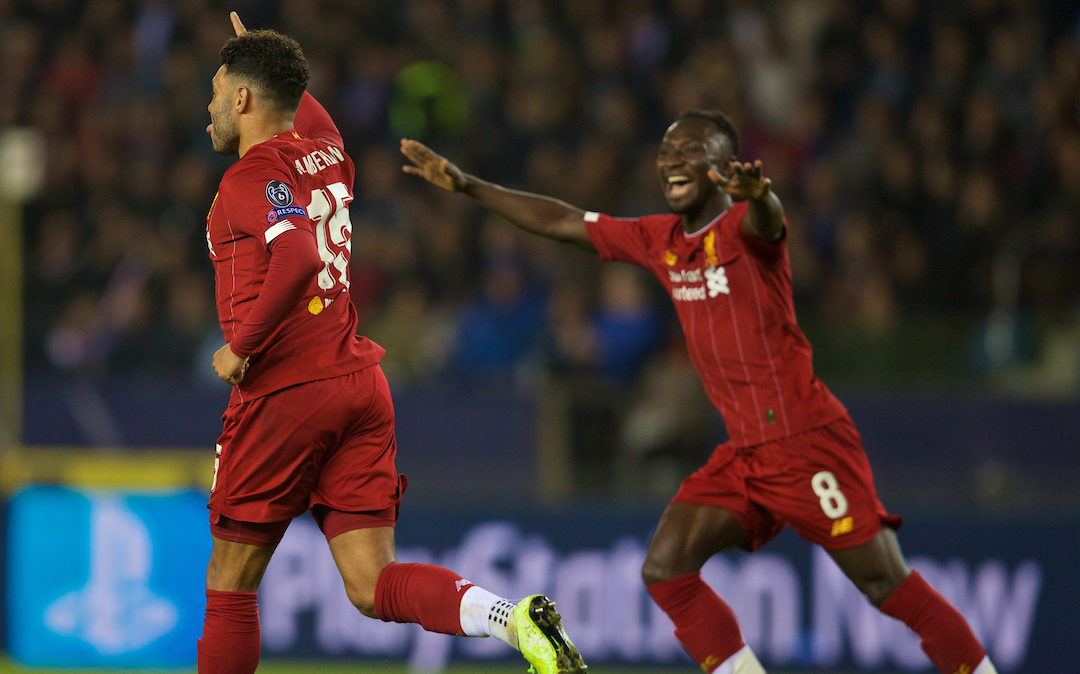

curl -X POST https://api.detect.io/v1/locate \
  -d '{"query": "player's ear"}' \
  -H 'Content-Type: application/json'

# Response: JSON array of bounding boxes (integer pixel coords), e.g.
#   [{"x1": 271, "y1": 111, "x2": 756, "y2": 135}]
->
[{"x1": 235, "y1": 86, "x2": 251, "y2": 114}]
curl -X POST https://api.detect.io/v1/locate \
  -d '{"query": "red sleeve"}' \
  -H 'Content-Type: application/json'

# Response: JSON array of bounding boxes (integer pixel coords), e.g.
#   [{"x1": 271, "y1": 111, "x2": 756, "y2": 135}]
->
[
  {"x1": 230, "y1": 227, "x2": 322, "y2": 358},
  {"x1": 221, "y1": 150, "x2": 315, "y2": 244},
  {"x1": 721, "y1": 199, "x2": 784, "y2": 261},
  {"x1": 737, "y1": 211, "x2": 788, "y2": 262},
  {"x1": 293, "y1": 92, "x2": 343, "y2": 147},
  {"x1": 584, "y1": 212, "x2": 653, "y2": 268}
]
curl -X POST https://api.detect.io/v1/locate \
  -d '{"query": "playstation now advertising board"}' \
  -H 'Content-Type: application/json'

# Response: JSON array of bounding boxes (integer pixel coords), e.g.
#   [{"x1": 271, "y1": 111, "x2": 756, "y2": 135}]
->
[
  {"x1": 264, "y1": 509, "x2": 1071, "y2": 673},
  {"x1": 3, "y1": 487, "x2": 1076, "y2": 671}
]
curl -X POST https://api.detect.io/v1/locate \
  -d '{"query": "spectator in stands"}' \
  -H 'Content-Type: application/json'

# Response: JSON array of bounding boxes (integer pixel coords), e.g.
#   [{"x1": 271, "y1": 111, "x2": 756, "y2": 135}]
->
[{"x1": 5, "y1": 0, "x2": 1075, "y2": 402}]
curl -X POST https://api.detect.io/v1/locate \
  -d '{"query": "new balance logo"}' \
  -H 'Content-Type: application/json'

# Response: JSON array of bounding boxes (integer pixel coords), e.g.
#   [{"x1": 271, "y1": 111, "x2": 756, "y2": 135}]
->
[{"x1": 455, "y1": 578, "x2": 472, "y2": 592}]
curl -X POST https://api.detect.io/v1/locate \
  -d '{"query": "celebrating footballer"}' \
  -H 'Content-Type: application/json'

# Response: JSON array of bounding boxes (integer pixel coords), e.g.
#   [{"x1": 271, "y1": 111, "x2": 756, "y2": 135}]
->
[
  {"x1": 199, "y1": 13, "x2": 584, "y2": 674},
  {"x1": 402, "y1": 111, "x2": 998, "y2": 674}
]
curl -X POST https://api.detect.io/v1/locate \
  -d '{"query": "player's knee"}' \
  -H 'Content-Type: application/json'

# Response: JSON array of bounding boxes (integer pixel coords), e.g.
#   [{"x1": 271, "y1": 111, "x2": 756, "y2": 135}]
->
[
  {"x1": 856, "y1": 573, "x2": 905, "y2": 608},
  {"x1": 344, "y1": 581, "x2": 379, "y2": 618},
  {"x1": 641, "y1": 549, "x2": 681, "y2": 586}
]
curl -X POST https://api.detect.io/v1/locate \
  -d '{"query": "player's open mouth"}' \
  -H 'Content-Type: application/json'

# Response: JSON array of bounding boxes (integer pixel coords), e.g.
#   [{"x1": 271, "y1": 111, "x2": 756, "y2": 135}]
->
[{"x1": 666, "y1": 175, "x2": 693, "y2": 199}]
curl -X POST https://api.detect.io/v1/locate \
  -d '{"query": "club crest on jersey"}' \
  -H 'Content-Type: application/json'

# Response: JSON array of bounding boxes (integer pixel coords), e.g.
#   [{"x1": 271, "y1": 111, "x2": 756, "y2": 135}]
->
[
  {"x1": 265, "y1": 180, "x2": 293, "y2": 207},
  {"x1": 266, "y1": 205, "x2": 307, "y2": 224}
]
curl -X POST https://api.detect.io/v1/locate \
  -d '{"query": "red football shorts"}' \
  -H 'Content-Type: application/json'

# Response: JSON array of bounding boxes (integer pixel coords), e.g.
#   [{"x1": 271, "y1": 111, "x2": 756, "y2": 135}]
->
[
  {"x1": 208, "y1": 364, "x2": 405, "y2": 547},
  {"x1": 672, "y1": 415, "x2": 901, "y2": 551}
]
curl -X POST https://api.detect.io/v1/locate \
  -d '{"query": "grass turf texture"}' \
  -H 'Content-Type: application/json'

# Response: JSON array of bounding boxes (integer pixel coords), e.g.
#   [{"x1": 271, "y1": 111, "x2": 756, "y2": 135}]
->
[{"x1": 0, "y1": 659, "x2": 893, "y2": 674}]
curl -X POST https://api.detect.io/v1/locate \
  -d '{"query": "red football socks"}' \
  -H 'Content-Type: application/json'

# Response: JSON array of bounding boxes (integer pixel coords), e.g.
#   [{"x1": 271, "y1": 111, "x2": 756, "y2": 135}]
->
[
  {"x1": 880, "y1": 570, "x2": 987, "y2": 674},
  {"x1": 647, "y1": 572, "x2": 745, "y2": 673},
  {"x1": 197, "y1": 590, "x2": 260, "y2": 674},
  {"x1": 374, "y1": 562, "x2": 471, "y2": 635}
]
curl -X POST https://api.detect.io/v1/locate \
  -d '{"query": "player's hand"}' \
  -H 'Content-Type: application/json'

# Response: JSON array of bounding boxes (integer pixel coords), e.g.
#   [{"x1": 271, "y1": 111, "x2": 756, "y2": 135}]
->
[
  {"x1": 212, "y1": 343, "x2": 249, "y2": 386},
  {"x1": 710, "y1": 160, "x2": 771, "y2": 202},
  {"x1": 400, "y1": 139, "x2": 467, "y2": 192},
  {"x1": 230, "y1": 11, "x2": 247, "y2": 36}
]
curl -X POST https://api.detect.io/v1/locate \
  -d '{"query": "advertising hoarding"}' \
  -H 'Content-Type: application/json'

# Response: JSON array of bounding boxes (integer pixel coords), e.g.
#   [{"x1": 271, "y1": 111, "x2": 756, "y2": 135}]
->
[
  {"x1": 4, "y1": 487, "x2": 210, "y2": 668},
  {"x1": 3, "y1": 488, "x2": 1074, "y2": 672}
]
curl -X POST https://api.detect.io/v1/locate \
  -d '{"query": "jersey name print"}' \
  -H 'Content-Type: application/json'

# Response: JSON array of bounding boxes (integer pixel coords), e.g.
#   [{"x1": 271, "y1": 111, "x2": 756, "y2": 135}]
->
[
  {"x1": 206, "y1": 93, "x2": 383, "y2": 404},
  {"x1": 585, "y1": 203, "x2": 847, "y2": 447}
]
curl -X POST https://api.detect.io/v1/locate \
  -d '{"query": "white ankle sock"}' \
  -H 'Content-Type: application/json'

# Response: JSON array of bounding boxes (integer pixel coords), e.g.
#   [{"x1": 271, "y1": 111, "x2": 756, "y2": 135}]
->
[
  {"x1": 488, "y1": 597, "x2": 518, "y2": 647},
  {"x1": 714, "y1": 645, "x2": 766, "y2": 674},
  {"x1": 458, "y1": 586, "x2": 518, "y2": 648},
  {"x1": 974, "y1": 657, "x2": 998, "y2": 674}
]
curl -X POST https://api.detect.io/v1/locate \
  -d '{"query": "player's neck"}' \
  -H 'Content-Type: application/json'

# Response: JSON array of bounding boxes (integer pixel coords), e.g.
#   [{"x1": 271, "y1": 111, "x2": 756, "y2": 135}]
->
[
  {"x1": 681, "y1": 192, "x2": 732, "y2": 234},
  {"x1": 238, "y1": 116, "x2": 295, "y2": 158}
]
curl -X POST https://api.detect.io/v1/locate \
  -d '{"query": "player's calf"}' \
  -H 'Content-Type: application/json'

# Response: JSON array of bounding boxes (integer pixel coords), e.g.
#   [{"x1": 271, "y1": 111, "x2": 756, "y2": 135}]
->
[
  {"x1": 197, "y1": 590, "x2": 260, "y2": 674},
  {"x1": 880, "y1": 570, "x2": 995, "y2": 674}
]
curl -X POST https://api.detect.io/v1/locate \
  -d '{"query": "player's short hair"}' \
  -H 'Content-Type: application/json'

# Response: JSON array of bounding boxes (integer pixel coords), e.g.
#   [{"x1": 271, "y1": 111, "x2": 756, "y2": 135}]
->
[
  {"x1": 220, "y1": 29, "x2": 310, "y2": 113},
  {"x1": 675, "y1": 110, "x2": 740, "y2": 158}
]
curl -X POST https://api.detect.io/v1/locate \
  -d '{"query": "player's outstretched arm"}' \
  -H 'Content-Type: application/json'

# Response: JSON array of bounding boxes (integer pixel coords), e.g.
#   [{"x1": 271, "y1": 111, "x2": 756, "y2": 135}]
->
[
  {"x1": 401, "y1": 139, "x2": 596, "y2": 252},
  {"x1": 711, "y1": 160, "x2": 785, "y2": 243}
]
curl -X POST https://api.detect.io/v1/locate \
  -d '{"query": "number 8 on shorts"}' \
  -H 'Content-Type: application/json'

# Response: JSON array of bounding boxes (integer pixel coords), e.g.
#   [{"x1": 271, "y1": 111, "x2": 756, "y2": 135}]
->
[{"x1": 811, "y1": 470, "x2": 849, "y2": 519}]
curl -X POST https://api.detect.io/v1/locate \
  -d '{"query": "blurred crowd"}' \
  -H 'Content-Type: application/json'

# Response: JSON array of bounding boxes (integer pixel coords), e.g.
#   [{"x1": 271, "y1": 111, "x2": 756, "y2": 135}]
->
[{"x1": 6, "y1": 0, "x2": 1080, "y2": 403}]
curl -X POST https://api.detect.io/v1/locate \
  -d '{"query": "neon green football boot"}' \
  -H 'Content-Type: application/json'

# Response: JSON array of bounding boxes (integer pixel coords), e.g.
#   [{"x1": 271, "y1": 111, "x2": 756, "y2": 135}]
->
[{"x1": 513, "y1": 595, "x2": 586, "y2": 674}]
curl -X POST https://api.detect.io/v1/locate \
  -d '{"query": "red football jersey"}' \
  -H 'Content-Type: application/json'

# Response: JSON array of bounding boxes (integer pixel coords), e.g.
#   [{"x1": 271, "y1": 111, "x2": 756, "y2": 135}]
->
[
  {"x1": 585, "y1": 202, "x2": 847, "y2": 447},
  {"x1": 206, "y1": 93, "x2": 383, "y2": 404}
]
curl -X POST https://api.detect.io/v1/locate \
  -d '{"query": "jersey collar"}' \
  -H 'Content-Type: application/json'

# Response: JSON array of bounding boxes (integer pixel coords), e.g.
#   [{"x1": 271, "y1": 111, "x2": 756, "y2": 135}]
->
[{"x1": 682, "y1": 208, "x2": 728, "y2": 239}]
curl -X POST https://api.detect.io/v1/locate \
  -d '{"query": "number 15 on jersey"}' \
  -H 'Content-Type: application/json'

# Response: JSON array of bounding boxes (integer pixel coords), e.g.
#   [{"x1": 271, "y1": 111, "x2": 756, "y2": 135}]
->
[{"x1": 307, "y1": 181, "x2": 353, "y2": 291}]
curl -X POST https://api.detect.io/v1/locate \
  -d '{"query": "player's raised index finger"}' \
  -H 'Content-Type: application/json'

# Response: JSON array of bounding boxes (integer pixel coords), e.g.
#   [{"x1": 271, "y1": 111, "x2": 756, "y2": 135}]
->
[{"x1": 230, "y1": 11, "x2": 247, "y2": 36}]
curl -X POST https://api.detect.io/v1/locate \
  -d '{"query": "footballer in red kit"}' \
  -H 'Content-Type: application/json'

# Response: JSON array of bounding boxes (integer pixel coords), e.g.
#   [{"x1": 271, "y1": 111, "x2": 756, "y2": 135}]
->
[
  {"x1": 197, "y1": 14, "x2": 585, "y2": 674},
  {"x1": 206, "y1": 89, "x2": 382, "y2": 404},
  {"x1": 583, "y1": 203, "x2": 898, "y2": 551},
  {"x1": 206, "y1": 86, "x2": 392, "y2": 525},
  {"x1": 403, "y1": 109, "x2": 998, "y2": 674}
]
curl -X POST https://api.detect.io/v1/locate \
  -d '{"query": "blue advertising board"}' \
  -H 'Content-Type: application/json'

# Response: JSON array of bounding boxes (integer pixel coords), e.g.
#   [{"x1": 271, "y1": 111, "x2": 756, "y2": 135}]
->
[
  {"x1": 2, "y1": 487, "x2": 1076, "y2": 672},
  {"x1": 4, "y1": 487, "x2": 211, "y2": 668},
  {"x1": 261, "y1": 507, "x2": 1074, "y2": 674}
]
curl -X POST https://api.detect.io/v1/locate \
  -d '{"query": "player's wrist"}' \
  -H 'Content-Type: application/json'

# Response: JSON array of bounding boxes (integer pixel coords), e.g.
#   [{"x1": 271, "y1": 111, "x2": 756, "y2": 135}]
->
[{"x1": 458, "y1": 173, "x2": 479, "y2": 195}]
